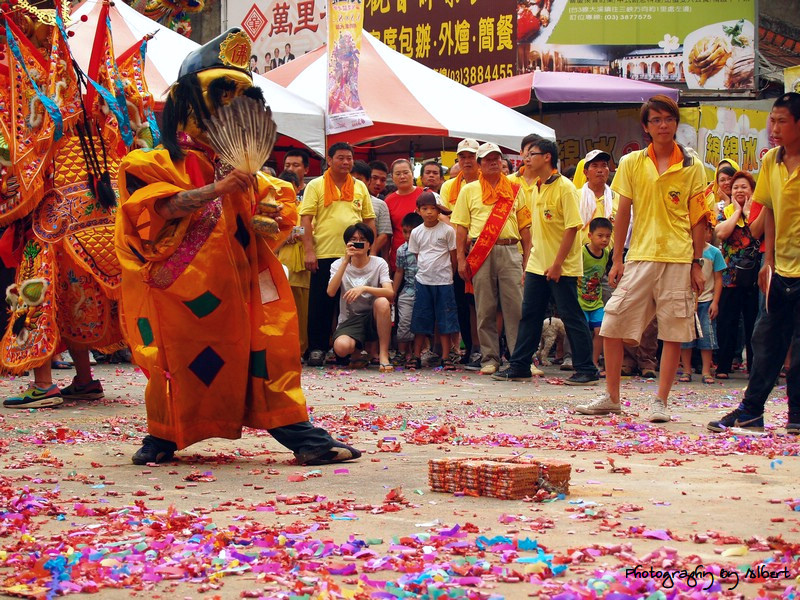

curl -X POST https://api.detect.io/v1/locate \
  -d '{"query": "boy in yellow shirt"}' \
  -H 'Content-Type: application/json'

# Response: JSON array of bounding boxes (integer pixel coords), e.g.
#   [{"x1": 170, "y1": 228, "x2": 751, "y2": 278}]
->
[
  {"x1": 576, "y1": 95, "x2": 710, "y2": 422},
  {"x1": 708, "y1": 93, "x2": 800, "y2": 434}
]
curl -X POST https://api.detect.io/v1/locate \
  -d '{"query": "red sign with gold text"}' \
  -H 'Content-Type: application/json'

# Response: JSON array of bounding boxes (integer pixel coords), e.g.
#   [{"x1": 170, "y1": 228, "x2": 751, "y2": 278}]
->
[{"x1": 363, "y1": 0, "x2": 516, "y2": 86}]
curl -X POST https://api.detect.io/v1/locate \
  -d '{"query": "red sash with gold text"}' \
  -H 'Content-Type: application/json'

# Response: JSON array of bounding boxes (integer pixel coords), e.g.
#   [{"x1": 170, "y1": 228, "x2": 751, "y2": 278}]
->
[{"x1": 464, "y1": 184, "x2": 519, "y2": 293}]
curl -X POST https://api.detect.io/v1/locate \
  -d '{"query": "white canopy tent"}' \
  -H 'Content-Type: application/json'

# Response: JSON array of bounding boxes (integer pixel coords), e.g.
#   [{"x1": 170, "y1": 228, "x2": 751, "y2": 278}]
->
[{"x1": 67, "y1": 0, "x2": 326, "y2": 155}]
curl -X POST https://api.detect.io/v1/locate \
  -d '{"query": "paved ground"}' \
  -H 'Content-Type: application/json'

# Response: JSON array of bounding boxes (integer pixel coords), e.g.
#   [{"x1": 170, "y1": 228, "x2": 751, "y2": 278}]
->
[{"x1": 0, "y1": 362, "x2": 798, "y2": 599}]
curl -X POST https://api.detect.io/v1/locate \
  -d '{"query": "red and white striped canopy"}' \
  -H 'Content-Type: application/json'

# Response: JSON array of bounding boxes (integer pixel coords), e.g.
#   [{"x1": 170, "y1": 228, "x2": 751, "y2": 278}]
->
[{"x1": 266, "y1": 31, "x2": 554, "y2": 151}]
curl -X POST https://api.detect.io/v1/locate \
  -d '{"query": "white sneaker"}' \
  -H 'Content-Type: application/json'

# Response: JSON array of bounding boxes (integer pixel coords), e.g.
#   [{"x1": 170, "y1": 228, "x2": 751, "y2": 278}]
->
[
  {"x1": 559, "y1": 354, "x2": 574, "y2": 371},
  {"x1": 479, "y1": 363, "x2": 497, "y2": 375},
  {"x1": 531, "y1": 364, "x2": 544, "y2": 376},
  {"x1": 575, "y1": 393, "x2": 622, "y2": 415},
  {"x1": 647, "y1": 398, "x2": 670, "y2": 423}
]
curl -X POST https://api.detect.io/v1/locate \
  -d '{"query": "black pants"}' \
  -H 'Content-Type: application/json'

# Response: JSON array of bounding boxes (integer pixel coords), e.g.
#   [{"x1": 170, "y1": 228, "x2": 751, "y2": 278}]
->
[
  {"x1": 716, "y1": 285, "x2": 759, "y2": 374},
  {"x1": 307, "y1": 257, "x2": 339, "y2": 354},
  {"x1": 509, "y1": 273, "x2": 598, "y2": 375},
  {"x1": 452, "y1": 270, "x2": 475, "y2": 353},
  {"x1": 740, "y1": 274, "x2": 800, "y2": 421},
  {"x1": 268, "y1": 421, "x2": 338, "y2": 458}
]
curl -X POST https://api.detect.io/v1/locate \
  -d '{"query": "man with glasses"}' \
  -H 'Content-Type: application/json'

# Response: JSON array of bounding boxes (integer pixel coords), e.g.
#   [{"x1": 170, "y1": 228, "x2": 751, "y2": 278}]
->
[
  {"x1": 575, "y1": 95, "x2": 710, "y2": 422},
  {"x1": 493, "y1": 137, "x2": 598, "y2": 386}
]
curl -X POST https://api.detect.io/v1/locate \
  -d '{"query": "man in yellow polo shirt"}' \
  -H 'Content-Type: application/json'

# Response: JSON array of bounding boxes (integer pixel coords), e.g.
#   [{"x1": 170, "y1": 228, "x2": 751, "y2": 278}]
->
[
  {"x1": 451, "y1": 142, "x2": 532, "y2": 375},
  {"x1": 576, "y1": 95, "x2": 710, "y2": 422},
  {"x1": 709, "y1": 92, "x2": 800, "y2": 435},
  {"x1": 442, "y1": 139, "x2": 482, "y2": 366},
  {"x1": 493, "y1": 137, "x2": 599, "y2": 385},
  {"x1": 507, "y1": 133, "x2": 541, "y2": 207},
  {"x1": 299, "y1": 142, "x2": 376, "y2": 366}
]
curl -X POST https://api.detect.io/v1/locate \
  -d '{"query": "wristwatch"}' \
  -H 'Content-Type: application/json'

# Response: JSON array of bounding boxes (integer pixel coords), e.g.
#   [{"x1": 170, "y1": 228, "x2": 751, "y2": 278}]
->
[{"x1": 692, "y1": 258, "x2": 704, "y2": 266}]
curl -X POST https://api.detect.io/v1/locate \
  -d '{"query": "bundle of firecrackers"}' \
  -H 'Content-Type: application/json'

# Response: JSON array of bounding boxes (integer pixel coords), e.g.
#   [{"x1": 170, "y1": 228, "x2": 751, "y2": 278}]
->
[{"x1": 428, "y1": 456, "x2": 570, "y2": 500}]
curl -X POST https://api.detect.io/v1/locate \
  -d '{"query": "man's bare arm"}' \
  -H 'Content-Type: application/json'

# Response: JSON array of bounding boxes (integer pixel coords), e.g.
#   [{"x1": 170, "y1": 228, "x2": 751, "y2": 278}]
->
[
  {"x1": 154, "y1": 169, "x2": 254, "y2": 220},
  {"x1": 155, "y1": 184, "x2": 219, "y2": 220}
]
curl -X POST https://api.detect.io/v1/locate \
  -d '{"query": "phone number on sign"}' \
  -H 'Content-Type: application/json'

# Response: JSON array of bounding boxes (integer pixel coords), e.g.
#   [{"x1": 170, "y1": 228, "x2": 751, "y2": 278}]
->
[{"x1": 435, "y1": 63, "x2": 514, "y2": 85}]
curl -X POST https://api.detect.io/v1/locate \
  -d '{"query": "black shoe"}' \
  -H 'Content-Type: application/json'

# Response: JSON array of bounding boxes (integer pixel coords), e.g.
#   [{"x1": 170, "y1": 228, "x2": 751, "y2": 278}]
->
[
  {"x1": 307, "y1": 350, "x2": 325, "y2": 367},
  {"x1": 565, "y1": 372, "x2": 600, "y2": 386},
  {"x1": 463, "y1": 358, "x2": 483, "y2": 371},
  {"x1": 787, "y1": 422, "x2": 800, "y2": 435},
  {"x1": 132, "y1": 435, "x2": 177, "y2": 465},
  {"x1": 295, "y1": 441, "x2": 362, "y2": 466},
  {"x1": 707, "y1": 408, "x2": 764, "y2": 433},
  {"x1": 491, "y1": 366, "x2": 532, "y2": 381}
]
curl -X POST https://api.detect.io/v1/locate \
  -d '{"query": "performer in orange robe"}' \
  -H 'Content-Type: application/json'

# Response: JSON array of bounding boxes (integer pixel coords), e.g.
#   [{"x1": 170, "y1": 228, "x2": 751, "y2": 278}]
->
[{"x1": 115, "y1": 28, "x2": 361, "y2": 466}]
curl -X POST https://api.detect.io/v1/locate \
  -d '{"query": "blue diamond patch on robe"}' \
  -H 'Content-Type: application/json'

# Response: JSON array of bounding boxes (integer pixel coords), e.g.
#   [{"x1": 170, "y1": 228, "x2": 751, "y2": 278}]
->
[{"x1": 188, "y1": 346, "x2": 225, "y2": 386}]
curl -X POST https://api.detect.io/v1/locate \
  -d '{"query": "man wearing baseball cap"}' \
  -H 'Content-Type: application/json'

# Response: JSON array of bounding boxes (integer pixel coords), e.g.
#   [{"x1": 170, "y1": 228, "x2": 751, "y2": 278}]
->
[
  {"x1": 450, "y1": 142, "x2": 532, "y2": 375},
  {"x1": 579, "y1": 150, "x2": 618, "y2": 231},
  {"x1": 441, "y1": 139, "x2": 482, "y2": 366}
]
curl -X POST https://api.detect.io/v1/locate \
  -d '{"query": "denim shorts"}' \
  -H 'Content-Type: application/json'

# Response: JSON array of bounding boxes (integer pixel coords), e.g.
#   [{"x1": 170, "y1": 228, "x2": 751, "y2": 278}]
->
[
  {"x1": 681, "y1": 300, "x2": 717, "y2": 350},
  {"x1": 411, "y1": 282, "x2": 460, "y2": 335},
  {"x1": 583, "y1": 306, "x2": 604, "y2": 329}
]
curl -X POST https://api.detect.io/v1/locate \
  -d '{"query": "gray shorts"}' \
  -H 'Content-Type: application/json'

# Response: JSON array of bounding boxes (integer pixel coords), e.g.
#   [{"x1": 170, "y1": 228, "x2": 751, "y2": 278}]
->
[{"x1": 396, "y1": 293, "x2": 415, "y2": 343}]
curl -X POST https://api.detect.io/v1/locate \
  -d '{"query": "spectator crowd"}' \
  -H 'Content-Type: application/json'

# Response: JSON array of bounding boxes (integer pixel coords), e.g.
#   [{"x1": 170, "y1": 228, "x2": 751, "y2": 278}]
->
[{"x1": 269, "y1": 92, "x2": 800, "y2": 436}]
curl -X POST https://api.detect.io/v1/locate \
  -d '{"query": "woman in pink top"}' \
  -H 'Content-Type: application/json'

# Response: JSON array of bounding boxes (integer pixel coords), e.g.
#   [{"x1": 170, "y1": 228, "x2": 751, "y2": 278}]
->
[{"x1": 385, "y1": 159, "x2": 424, "y2": 271}]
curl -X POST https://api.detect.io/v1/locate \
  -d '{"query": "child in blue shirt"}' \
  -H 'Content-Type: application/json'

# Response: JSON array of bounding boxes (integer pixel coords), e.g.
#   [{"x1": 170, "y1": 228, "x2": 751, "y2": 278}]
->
[{"x1": 679, "y1": 222, "x2": 726, "y2": 384}]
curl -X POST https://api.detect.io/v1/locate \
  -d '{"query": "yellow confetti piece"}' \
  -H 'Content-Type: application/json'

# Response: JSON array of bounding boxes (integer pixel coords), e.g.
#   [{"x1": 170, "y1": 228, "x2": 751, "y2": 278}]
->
[{"x1": 721, "y1": 545, "x2": 748, "y2": 557}]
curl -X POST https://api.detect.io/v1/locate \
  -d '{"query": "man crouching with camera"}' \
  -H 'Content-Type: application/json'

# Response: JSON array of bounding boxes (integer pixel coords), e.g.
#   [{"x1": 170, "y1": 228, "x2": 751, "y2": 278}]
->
[{"x1": 327, "y1": 223, "x2": 395, "y2": 370}]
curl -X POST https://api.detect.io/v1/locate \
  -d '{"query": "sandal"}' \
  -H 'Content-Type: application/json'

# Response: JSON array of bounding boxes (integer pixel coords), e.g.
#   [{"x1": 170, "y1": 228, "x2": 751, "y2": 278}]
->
[
  {"x1": 406, "y1": 356, "x2": 421, "y2": 370},
  {"x1": 678, "y1": 373, "x2": 692, "y2": 383},
  {"x1": 378, "y1": 363, "x2": 393, "y2": 373},
  {"x1": 702, "y1": 374, "x2": 715, "y2": 384},
  {"x1": 443, "y1": 358, "x2": 456, "y2": 371},
  {"x1": 715, "y1": 372, "x2": 729, "y2": 380}
]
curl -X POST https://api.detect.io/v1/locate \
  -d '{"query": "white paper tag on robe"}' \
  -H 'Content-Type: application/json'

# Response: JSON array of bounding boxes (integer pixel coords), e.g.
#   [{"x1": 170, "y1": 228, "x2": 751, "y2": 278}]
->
[{"x1": 259, "y1": 268, "x2": 279, "y2": 304}]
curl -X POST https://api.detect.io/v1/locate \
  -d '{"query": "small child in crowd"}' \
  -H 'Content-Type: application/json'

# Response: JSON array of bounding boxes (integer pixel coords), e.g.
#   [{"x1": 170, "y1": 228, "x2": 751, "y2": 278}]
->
[
  {"x1": 680, "y1": 222, "x2": 726, "y2": 384},
  {"x1": 409, "y1": 192, "x2": 460, "y2": 370},
  {"x1": 393, "y1": 212, "x2": 424, "y2": 367},
  {"x1": 578, "y1": 217, "x2": 613, "y2": 371},
  {"x1": 327, "y1": 223, "x2": 395, "y2": 372}
]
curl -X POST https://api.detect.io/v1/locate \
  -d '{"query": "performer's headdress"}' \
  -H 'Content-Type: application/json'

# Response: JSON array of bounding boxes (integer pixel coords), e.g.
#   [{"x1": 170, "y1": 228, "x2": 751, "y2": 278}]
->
[{"x1": 162, "y1": 28, "x2": 267, "y2": 161}]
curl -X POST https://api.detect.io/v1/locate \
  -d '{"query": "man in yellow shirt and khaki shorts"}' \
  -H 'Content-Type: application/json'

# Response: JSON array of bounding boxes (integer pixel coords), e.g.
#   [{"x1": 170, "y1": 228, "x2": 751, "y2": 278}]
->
[{"x1": 576, "y1": 95, "x2": 711, "y2": 423}]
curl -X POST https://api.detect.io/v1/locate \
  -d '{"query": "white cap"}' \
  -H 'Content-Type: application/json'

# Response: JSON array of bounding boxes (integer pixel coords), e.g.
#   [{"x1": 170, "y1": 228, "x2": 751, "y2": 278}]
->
[
  {"x1": 477, "y1": 142, "x2": 502, "y2": 159},
  {"x1": 456, "y1": 138, "x2": 479, "y2": 154},
  {"x1": 583, "y1": 149, "x2": 611, "y2": 165}
]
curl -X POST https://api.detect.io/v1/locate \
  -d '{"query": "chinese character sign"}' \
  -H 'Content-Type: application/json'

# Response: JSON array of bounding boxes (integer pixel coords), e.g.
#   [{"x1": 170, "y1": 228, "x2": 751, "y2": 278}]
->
[
  {"x1": 326, "y1": 0, "x2": 373, "y2": 134},
  {"x1": 541, "y1": 105, "x2": 770, "y2": 178},
  {"x1": 230, "y1": 1, "x2": 327, "y2": 74},
  {"x1": 518, "y1": 0, "x2": 756, "y2": 93},
  {"x1": 698, "y1": 105, "x2": 770, "y2": 177},
  {"x1": 364, "y1": 0, "x2": 516, "y2": 86}
]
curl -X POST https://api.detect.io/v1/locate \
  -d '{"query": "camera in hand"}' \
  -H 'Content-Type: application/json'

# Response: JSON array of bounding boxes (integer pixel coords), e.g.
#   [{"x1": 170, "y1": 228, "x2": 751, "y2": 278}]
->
[{"x1": 352, "y1": 241, "x2": 365, "y2": 249}]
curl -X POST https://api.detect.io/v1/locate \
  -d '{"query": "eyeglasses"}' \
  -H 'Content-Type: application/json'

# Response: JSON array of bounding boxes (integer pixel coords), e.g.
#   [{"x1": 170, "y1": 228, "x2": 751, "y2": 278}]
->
[
  {"x1": 648, "y1": 117, "x2": 677, "y2": 126},
  {"x1": 527, "y1": 152, "x2": 546, "y2": 157}
]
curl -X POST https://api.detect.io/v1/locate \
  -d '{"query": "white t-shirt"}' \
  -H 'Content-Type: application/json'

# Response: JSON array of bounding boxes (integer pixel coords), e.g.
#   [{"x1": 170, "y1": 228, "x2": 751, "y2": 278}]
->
[
  {"x1": 330, "y1": 256, "x2": 392, "y2": 325},
  {"x1": 408, "y1": 221, "x2": 457, "y2": 285}
]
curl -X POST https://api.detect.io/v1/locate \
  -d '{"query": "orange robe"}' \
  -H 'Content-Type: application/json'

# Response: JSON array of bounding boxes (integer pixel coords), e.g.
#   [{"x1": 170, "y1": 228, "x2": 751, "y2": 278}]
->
[{"x1": 115, "y1": 147, "x2": 308, "y2": 449}]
